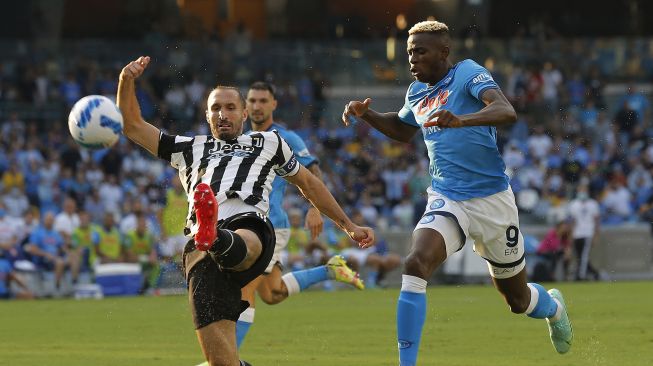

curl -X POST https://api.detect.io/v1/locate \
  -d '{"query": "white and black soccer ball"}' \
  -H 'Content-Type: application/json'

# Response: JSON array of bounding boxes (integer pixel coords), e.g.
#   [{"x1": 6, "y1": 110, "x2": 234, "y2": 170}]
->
[{"x1": 68, "y1": 95, "x2": 123, "y2": 149}]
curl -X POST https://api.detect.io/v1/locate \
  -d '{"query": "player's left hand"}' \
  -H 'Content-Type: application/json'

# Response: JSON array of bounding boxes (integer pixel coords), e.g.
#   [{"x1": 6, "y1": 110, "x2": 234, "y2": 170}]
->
[
  {"x1": 348, "y1": 226, "x2": 376, "y2": 248},
  {"x1": 305, "y1": 207, "x2": 324, "y2": 240},
  {"x1": 423, "y1": 109, "x2": 464, "y2": 128}
]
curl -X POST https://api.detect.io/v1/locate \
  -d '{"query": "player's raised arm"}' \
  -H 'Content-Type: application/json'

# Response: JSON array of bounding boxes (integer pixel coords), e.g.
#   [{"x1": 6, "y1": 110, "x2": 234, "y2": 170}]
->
[
  {"x1": 284, "y1": 166, "x2": 375, "y2": 248},
  {"x1": 426, "y1": 88, "x2": 517, "y2": 129},
  {"x1": 342, "y1": 98, "x2": 419, "y2": 143},
  {"x1": 117, "y1": 56, "x2": 161, "y2": 156}
]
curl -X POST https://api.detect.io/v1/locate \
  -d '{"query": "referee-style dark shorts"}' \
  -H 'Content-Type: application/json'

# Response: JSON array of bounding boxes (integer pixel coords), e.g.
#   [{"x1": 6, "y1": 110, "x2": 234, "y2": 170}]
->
[{"x1": 182, "y1": 212, "x2": 276, "y2": 329}]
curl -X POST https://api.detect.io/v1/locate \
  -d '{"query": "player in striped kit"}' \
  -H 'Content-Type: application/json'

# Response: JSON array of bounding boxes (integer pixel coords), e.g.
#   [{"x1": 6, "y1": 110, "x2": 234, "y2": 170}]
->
[{"x1": 118, "y1": 56, "x2": 375, "y2": 366}]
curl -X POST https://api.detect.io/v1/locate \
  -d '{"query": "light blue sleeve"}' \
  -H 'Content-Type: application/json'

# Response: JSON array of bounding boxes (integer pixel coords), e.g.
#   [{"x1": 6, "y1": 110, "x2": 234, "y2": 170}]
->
[
  {"x1": 28, "y1": 230, "x2": 42, "y2": 249},
  {"x1": 462, "y1": 60, "x2": 500, "y2": 101},
  {"x1": 281, "y1": 129, "x2": 318, "y2": 168},
  {"x1": 398, "y1": 89, "x2": 419, "y2": 127}
]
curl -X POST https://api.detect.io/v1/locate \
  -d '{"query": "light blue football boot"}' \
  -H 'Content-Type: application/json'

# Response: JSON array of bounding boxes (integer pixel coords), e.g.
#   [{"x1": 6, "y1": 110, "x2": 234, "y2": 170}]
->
[{"x1": 547, "y1": 289, "x2": 573, "y2": 354}]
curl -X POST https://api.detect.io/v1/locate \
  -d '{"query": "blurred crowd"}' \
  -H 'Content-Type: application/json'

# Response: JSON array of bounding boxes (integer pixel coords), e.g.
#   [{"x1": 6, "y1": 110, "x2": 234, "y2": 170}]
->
[{"x1": 1, "y1": 35, "x2": 653, "y2": 298}]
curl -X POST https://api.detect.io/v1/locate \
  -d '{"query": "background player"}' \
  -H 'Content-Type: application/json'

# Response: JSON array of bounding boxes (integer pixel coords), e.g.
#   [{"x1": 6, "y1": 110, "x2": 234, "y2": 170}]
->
[
  {"x1": 118, "y1": 55, "x2": 374, "y2": 366},
  {"x1": 236, "y1": 81, "x2": 364, "y2": 349},
  {"x1": 342, "y1": 21, "x2": 573, "y2": 365}
]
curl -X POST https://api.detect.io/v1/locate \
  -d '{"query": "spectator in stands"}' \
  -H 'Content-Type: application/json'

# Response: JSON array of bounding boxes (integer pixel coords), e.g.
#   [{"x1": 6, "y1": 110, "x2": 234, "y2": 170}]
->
[
  {"x1": 286, "y1": 208, "x2": 328, "y2": 270},
  {"x1": 69, "y1": 169, "x2": 92, "y2": 207},
  {"x1": 83, "y1": 189, "x2": 105, "y2": 225},
  {"x1": 98, "y1": 174, "x2": 123, "y2": 215},
  {"x1": 619, "y1": 82, "x2": 650, "y2": 123},
  {"x1": 535, "y1": 217, "x2": 572, "y2": 282},
  {"x1": 124, "y1": 214, "x2": 159, "y2": 293},
  {"x1": 0, "y1": 204, "x2": 20, "y2": 261},
  {"x1": 0, "y1": 257, "x2": 34, "y2": 299},
  {"x1": 25, "y1": 212, "x2": 79, "y2": 291},
  {"x1": 391, "y1": 197, "x2": 415, "y2": 229},
  {"x1": 94, "y1": 212, "x2": 123, "y2": 263},
  {"x1": 2, "y1": 162, "x2": 24, "y2": 193},
  {"x1": 71, "y1": 211, "x2": 100, "y2": 270},
  {"x1": 119, "y1": 200, "x2": 150, "y2": 235},
  {"x1": 527, "y1": 125, "x2": 553, "y2": 161},
  {"x1": 568, "y1": 185, "x2": 601, "y2": 281},
  {"x1": 602, "y1": 180, "x2": 633, "y2": 224},
  {"x1": 60, "y1": 72, "x2": 82, "y2": 107},
  {"x1": 158, "y1": 175, "x2": 187, "y2": 263},
  {"x1": 614, "y1": 100, "x2": 640, "y2": 145},
  {"x1": 53, "y1": 197, "x2": 80, "y2": 245},
  {"x1": 3, "y1": 187, "x2": 29, "y2": 218}
]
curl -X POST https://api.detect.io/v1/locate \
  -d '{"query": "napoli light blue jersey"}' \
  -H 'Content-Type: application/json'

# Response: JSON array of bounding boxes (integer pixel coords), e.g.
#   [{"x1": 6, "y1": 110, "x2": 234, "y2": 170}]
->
[
  {"x1": 398, "y1": 59, "x2": 509, "y2": 200},
  {"x1": 248, "y1": 123, "x2": 318, "y2": 229}
]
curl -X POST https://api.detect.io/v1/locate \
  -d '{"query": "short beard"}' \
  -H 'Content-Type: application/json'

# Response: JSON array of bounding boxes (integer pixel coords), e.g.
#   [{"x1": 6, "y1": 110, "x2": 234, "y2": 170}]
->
[
  {"x1": 250, "y1": 116, "x2": 266, "y2": 125},
  {"x1": 217, "y1": 130, "x2": 238, "y2": 140}
]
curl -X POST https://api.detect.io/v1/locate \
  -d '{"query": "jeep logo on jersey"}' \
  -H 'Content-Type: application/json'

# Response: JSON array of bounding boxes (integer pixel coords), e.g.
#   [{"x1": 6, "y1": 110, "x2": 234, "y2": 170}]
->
[
  {"x1": 430, "y1": 199, "x2": 445, "y2": 209},
  {"x1": 208, "y1": 143, "x2": 256, "y2": 158},
  {"x1": 416, "y1": 89, "x2": 450, "y2": 116},
  {"x1": 472, "y1": 72, "x2": 493, "y2": 84}
]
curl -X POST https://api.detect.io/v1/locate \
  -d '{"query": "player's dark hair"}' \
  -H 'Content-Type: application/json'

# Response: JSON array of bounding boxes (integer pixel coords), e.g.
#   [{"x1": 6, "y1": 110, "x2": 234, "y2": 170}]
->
[
  {"x1": 248, "y1": 81, "x2": 276, "y2": 99},
  {"x1": 211, "y1": 85, "x2": 246, "y2": 108}
]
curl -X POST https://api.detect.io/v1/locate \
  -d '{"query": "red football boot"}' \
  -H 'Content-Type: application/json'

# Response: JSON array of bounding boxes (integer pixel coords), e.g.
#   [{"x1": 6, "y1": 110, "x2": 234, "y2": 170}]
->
[{"x1": 193, "y1": 183, "x2": 218, "y2": 251}]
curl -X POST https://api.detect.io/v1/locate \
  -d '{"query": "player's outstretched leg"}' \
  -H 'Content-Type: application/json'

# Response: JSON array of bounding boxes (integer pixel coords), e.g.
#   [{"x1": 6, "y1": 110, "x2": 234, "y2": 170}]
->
[
  {"x1": 281, "y1": 254, "x2": 364, "y2": 294},
  {"x1": 326, "y1": 254, "x2": 365, "y2": 289},
  {"x1": 524, "y1": 283, "x2": 573, "y2": 354},
  {"x1": 193, "y1": 183, "x2": 258, "y2": 271},
  {"x1": 193, "y1": 183, "x2": 218, "y2": 250},
  {"x1": 397, "y1": 228, "x2": 447, "y2": 366},
  {"x1": 236, "y1": 307, "x2": 255, "y2": 348},
  {"x1": 397, "y1": 275, "x2": 427, "y2": 366},
  {"x1": 544, "y1": 288, "x2": 573, "y2": 354}
]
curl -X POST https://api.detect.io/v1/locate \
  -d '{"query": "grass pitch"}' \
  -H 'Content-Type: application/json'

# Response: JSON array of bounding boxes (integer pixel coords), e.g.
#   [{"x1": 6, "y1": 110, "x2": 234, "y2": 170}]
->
[{"x1": 0, "y1": 281, "x2": 651, "y2": 365}]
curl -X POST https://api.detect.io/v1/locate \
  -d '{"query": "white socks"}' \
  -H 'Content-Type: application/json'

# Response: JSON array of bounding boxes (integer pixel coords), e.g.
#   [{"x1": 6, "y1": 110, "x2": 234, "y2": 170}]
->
[
  {"x1": 400, "y1": 275, "x2": 427, "y2": 293},
  {"x1": 238, "y1": 307, "x2": 255, "y2": 323},
  {"x1": 282, "y1": 273, "x2": 300, "y2": 296}
]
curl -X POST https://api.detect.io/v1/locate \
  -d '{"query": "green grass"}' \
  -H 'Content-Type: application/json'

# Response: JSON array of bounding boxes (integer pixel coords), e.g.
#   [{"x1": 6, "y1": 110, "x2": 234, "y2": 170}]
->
[{"x1": 1, "y1": 281, "x2": 651, "y2": 365}]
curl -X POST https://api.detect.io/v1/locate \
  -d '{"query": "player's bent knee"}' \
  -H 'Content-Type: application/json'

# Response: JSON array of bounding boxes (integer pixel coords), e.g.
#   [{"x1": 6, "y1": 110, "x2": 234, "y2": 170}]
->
[{"x1": 403, "y1": 252, "x2": 434, "y2": 279}]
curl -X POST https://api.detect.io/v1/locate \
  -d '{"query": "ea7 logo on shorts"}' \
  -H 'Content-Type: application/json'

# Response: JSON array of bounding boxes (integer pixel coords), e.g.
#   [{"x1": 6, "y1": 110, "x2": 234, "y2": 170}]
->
[
  {"x1": 472, "y1": 72, "x2": 493, "y2": 84},
  {"x1": 493, "y1": 267, "x2": 515, "y2": 276},
  {"x1": 430, "y1": 199, "x2": 445, "y2": 210},
  {"x1": 419, "y1": 214, "x2": 435, "y2": 224},
  {"x1": 398, "y1": 340, "x2": 413, "y2": 349}
]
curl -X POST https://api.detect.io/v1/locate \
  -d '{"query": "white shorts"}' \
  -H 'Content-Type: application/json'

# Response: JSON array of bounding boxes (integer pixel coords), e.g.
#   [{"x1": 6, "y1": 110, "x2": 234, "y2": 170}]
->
[
  {"x1": 414, "y1": 187, "x2": 525, "y2": 279},
  {"x1": 265, "y1": 228, "x2": 291, "y2": 273}
]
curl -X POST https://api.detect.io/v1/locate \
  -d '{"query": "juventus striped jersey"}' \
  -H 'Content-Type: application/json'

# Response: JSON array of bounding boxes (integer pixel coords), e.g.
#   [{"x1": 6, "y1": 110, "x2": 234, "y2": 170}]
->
[{"x1": 157, "y1": 130, "x2": 300, "y2": 235}]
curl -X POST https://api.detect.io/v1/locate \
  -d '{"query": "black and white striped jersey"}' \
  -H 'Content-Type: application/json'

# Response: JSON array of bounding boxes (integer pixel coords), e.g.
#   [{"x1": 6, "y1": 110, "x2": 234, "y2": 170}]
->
[{"x1": 157, "y1": 130, "x2": 300, "y2": 235}]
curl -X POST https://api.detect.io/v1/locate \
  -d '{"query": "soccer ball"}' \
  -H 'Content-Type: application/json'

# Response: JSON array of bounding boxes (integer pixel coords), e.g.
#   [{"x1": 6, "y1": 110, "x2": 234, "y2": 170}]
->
[{"x1": 68, "y1": 95, "x2": 123, "y2": 149}]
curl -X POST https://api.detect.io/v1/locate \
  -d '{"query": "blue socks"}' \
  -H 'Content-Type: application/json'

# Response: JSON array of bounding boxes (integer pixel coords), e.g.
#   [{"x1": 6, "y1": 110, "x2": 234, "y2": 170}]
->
[
  {"x1": 525, "y1": 283, "x2": 559, "y2": 319},
  {"x1": 236, "y1": 307, "x2": 255, "y2": 348},
  {"x1": 282, "y1": 266, "x2": 328, "y2": 295},
  {"x1": 397, "y1": 275, "x2": 427, "y2": 366}
]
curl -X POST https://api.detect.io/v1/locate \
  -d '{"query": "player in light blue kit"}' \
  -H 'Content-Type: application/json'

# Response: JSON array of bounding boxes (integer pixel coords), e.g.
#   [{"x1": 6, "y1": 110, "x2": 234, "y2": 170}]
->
[
  {"x1": 343, "y1": 21, "x2": 573, "y2": 365},
  {"x1": 237, "y1": 81, "x2": 364, "y2": 349}
]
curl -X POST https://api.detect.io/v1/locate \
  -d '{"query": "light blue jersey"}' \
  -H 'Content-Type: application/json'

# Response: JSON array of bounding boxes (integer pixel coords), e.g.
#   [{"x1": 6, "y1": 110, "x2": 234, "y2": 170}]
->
[
  {"x1": 248, "y1": 123, "x2": 318, "y2": 229},
  {"x1": 398, "y1": 59, "x2": 509, "y2": 200}
]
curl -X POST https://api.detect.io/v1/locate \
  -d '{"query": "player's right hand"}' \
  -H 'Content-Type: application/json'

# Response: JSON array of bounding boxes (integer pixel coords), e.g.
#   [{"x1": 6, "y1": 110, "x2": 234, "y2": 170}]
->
[
  {"x1": 342, "y1": 98, "x2": 371, "y2": 126},
  {"x1": 120, "y1": 56, "x2": 150, "y2": 81},
  {"x1": 347, "y1": 225, "x2": 376, "y2": 248}
]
